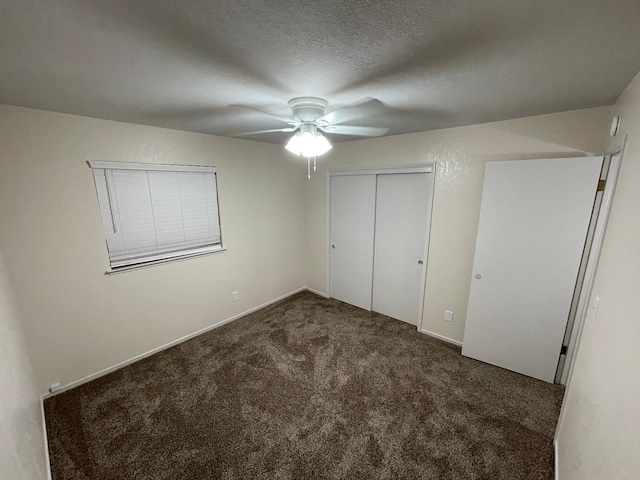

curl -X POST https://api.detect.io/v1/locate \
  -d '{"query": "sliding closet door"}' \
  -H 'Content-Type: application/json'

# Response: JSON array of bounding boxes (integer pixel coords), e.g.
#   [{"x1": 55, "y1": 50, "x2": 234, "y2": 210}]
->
[
  {"x1": 372, "y1": 173, "x2": 431, "y2": 325},
  {"x1": 330, "y1": 175, "x2": 376, "y2": 310},
  {"x1": 462, "y1": 157, "x2": 603, "y2": 382}
]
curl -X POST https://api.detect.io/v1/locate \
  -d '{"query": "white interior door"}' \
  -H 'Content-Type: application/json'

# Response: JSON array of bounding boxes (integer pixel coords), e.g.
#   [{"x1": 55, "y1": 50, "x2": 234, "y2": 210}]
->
[
  {"x1": 462, "y1": 157, "x2": 603, "y2": 382},
  {"x1": 330, "y1": 175, "x2": 376, "y2": 310},
  {"x1": 372, "y1": 173, "x2": 431, "y2": 325}
]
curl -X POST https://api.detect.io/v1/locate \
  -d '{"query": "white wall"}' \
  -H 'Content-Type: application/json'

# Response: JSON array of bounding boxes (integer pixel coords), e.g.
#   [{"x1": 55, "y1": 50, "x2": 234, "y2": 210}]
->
[
  {"x1": 0, "y1": 104, "x2": 305, "y2": 393},
  {"x1": 305, "y1": 107, "x2": 612, "y2": 343},
  {"x1": 556, "y1": 72, "x2": 640, "y2": 478},
  {"x1": 0, "y1": 247, "x2": 47, "y2": 479}
]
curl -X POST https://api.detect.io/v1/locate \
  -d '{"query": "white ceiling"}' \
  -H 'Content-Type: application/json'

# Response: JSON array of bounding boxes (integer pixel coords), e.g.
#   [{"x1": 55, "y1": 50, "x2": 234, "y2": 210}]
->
[{"x1": 1, "y1": 0, "x2": 639, "y2": 144}]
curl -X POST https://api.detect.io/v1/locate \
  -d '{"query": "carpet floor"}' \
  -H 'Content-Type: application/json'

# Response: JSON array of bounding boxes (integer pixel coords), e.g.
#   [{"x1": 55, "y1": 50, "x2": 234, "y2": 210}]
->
[{"x1": 44, "y1": 291, "x2": 564, "y2": 479}]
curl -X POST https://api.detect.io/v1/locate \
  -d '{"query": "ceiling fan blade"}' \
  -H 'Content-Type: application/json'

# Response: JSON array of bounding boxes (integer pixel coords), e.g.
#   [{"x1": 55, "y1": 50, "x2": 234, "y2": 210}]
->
[
  {"x1": 316, "y1": 98, "x2": 387, "y2": 126},
  {"x1": 233, "y1": 127, "x2": 297, "y2": 136},
  {"x1": 230, "y1": 104, "x2": 296, "y2": 125},
  {"x1": 320, "y1": 125, "x2": 389, "y2": 137}
]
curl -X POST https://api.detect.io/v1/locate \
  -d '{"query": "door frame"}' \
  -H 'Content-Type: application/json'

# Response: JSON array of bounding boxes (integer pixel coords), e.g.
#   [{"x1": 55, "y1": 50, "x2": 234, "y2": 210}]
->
[
  {"x1": 557, "y1": 141, "x2": 625, "y2": 384},
  {"x1": 326, "y1": 163, "x2": 435, "y2": 330},
  {"x1": 553, "y1": 138, "x2": 626, "y2": 475}
]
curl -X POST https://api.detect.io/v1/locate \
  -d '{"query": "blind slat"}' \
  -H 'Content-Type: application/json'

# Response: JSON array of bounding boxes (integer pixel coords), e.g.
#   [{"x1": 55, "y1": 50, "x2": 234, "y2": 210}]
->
[{"x1": 148, "y1": 171, "x2": 187, "y2": 249}]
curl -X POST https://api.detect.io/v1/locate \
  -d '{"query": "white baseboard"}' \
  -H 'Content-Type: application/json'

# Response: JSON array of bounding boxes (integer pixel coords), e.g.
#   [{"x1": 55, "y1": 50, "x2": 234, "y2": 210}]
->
[
  {"x1": 39, "y1": 393, "x2": 53, "y2": 480},
  {"x1": 42, "y1": 287, "x2": 308, "y2": 399},
  {"x1": 554, "y1": 438, "x2": 559, "y2": 480},
  {"x1": 419, "y1": 328, "x2": 463, "y2": 347},
  {"x1": 305, "y1": 287, "x2": 329, "y2": 298}
]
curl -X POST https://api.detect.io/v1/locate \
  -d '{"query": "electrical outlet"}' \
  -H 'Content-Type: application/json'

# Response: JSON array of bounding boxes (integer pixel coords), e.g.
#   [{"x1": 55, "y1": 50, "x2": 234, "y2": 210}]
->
[
  {"x1": 232, "y1": 291, "x2": 239, "y2": 302},
  {"x1": 444, "y1": 310, "x2": 453, "y2": 322}
]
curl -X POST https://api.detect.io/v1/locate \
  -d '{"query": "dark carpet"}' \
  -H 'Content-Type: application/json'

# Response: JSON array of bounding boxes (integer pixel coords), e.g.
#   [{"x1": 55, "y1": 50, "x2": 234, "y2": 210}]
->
[{"x1": 44, "y1": 291, "x2": 564, "y2": 479}]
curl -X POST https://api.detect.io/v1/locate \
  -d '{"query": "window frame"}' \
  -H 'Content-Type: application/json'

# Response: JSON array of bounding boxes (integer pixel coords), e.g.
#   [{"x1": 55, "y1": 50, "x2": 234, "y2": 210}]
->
[{"x1": 88, "y1": 161, "x2": 225, "y2": 273}]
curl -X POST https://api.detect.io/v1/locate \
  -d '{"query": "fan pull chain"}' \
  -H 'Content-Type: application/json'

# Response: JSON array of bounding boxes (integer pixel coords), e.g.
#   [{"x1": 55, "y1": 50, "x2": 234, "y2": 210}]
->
[{"x1": 307, "y1": 156, "x2": 311, "y2": 179}]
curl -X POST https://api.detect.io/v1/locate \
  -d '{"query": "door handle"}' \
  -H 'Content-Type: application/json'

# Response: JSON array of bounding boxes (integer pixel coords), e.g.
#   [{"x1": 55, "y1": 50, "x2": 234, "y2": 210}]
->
[
  {"x1": 331, "y1": 244, "x2": 335, "y2": 249},
  {"x1": 418, "y1": 260, "x2": 423, "y2": 265},
  {"x1": 475, "y1": 274, "x2": 482, "y2": 279}
]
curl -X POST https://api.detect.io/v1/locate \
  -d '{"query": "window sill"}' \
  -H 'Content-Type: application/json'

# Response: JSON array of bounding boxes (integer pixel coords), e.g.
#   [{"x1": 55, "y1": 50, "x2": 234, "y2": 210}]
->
[{"x1": 105, "y1": 247, "x2": 227, "y2": 275}]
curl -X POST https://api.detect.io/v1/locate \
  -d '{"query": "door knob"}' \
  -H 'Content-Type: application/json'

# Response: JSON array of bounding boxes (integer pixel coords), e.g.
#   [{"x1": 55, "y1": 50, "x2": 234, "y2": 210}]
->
[
  {"x1": 418, "y1": 260, "x2": 424, "y2": 265},
  {"x1": 331, "y1": 244, "x2": 335, "y2": 249},
  {"x1": 475, "y1": 274, "x2": 482, "y2": 279}
]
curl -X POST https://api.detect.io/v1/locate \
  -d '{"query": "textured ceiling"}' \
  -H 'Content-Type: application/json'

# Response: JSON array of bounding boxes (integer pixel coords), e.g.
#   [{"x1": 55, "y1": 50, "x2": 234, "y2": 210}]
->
[{"x1": 1, "y1": 0, "x2": 639, "y2": 144}]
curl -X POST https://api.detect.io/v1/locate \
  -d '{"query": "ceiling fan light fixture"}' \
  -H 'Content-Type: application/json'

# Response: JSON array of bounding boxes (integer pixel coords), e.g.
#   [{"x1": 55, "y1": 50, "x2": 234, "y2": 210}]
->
[{"x1": 285, "y1": 129, "x2": 332, "y2": 158}]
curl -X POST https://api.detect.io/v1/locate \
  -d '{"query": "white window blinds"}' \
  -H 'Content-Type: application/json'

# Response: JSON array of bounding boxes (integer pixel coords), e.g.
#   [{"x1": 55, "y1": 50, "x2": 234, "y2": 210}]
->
[{"x1": 89, "y1": 161, "x2": 222, "y2": 269}]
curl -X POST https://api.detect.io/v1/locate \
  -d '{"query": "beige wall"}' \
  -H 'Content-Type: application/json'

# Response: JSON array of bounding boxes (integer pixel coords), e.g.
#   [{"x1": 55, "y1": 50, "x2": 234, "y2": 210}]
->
[
  {"x1": 0, "y1": 104, "x2": 305, "y2": 393},
  {"x1": 0, "y1": 248, "x2": 47, "y2": 479},
  {"x1": 556, "y1": 72, "x2": 640, "y2": 478},
  {"x1": 0, "y1": 99, "x2": 628, "y2": 477},
  {"x1": 305, "y1": 106, "x2": 613, "y2": 343}
]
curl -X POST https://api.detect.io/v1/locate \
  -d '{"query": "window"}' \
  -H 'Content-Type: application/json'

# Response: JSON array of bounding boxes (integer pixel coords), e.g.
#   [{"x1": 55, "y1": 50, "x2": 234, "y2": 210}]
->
[{"x1": 89, "y1": 161, "x2": 223, "y2": 271}]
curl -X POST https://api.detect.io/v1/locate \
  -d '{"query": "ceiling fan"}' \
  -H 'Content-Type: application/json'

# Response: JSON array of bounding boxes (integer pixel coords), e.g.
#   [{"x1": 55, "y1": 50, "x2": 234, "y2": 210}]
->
[{"x1": 234, "y1": 97, "x2": 389, "y2": 177}]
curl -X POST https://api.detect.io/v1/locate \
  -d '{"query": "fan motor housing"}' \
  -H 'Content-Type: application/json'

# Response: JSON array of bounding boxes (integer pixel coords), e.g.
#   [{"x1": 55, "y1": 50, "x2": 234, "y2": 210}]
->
[{"x1": 288, "y1": 97, "x2": 328, "y2": 122}]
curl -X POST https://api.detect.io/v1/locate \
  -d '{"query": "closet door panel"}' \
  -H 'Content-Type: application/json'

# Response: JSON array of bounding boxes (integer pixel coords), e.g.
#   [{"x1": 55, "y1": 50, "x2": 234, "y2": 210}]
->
[
  {"x1": 330, "y1": 175, "x2": 377, "y2": 310},
  {"x1": 372, "y1": 173, "x2": 431, "y2": 325}
]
